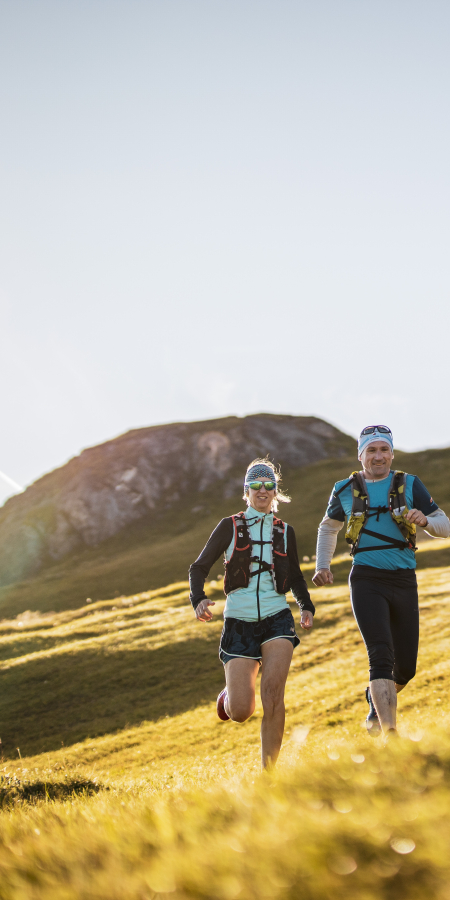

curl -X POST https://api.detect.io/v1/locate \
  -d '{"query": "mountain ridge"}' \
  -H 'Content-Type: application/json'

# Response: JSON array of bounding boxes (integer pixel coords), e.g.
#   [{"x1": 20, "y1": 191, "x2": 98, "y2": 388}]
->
[
  {"x1": 2, "y1": 415, "x2": 450, "y2": 619},
  {"x1": 0, "y1": 414, "x2": 354, "y2": 589}
]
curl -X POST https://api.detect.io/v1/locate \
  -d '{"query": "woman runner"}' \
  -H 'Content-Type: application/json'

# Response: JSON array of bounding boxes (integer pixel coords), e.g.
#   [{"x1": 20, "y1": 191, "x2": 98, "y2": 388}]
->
[{"x1": 189, "y1": 458, "x2": 314, "y2": 768}]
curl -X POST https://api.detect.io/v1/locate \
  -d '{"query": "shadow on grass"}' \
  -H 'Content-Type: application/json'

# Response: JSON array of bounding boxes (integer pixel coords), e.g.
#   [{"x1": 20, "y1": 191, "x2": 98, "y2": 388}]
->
[
  {"x1": 0, "y1": 633, "x2": 224, "y2": 758},
  {"x1": 0, "y1": 774, "x2": 102, "y2": 806}
]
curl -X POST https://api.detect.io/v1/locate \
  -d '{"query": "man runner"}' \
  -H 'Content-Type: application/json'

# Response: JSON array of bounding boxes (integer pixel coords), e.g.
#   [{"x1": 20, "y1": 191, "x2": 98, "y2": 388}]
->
[
  {"x1": 313, "y1": 426, "x2": 450, "y2": 737},
  {"x1": 190, "y1": 458, "x2": 314, "y2": 768}
]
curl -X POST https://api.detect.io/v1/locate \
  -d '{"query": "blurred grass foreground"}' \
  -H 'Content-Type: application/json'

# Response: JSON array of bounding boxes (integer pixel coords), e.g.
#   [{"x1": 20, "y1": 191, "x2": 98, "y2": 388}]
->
[{"x1": 1, "y1": 540, "x2": 450, "y2": 898}]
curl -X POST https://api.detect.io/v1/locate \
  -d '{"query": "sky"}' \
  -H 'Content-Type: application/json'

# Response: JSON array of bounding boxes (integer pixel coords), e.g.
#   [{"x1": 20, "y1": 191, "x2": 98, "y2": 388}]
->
[{"x1": 1, "y1": 0, "x2": 449, "y2": 504}]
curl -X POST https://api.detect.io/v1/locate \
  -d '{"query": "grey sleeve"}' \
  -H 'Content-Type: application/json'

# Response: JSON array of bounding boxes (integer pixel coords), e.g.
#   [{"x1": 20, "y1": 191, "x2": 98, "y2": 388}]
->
[
  {"x1": 423, "y1": 508, "x2": 450, "y2": 539},
  {"x1": 315, "y1": 516, "x2": 345, "y2": 571}
]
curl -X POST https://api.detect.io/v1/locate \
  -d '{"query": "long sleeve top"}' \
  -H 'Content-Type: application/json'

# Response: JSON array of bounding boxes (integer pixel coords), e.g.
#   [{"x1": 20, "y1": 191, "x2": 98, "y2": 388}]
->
[{"x1": 190, "y1": 509, "x2": 314, "y2": 619}]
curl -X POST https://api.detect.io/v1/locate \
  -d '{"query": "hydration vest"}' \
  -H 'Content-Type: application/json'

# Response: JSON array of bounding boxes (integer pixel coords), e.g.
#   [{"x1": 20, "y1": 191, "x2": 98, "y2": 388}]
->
[
  {"x1": 335, "y1": 470, "x2": 417, "y2": 557},
  {"x1": 223, "y1": 512, "x2": 291, "y2": 596}
]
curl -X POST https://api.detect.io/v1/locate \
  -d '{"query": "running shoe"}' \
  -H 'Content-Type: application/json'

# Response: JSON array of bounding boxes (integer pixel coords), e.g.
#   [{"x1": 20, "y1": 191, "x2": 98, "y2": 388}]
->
[
  {"x1": 365, "y1": 686, "x2": 381, "y2": 736},
  {"x1": 217, "y1": 688, "x2": 230, "y2": 721}
]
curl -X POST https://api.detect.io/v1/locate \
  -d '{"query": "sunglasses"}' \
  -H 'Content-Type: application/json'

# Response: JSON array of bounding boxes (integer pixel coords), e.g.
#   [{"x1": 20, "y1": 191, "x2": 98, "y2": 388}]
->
[
  {"x1": 360, "y1": 425, "x2": 392, "y2": 436},
  {"x1": 245, "y1": 480, "x2": 277, "y2": 492}
]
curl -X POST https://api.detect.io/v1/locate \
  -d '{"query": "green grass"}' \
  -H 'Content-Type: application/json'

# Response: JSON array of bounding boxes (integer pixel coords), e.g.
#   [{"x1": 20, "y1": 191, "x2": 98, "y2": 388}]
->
[
  {"x1": 2, "y1": 445, "x2": 450, "y2": 617},
  {"x1": 3, "y1": 735, "x2": 450, "y2": 900},
  {"x1": 0, "y1": 541, "x2": 450, "y2": 896}
]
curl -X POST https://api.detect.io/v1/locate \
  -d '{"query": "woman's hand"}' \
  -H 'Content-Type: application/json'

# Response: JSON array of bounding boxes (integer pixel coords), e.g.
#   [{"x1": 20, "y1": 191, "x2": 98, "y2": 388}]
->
[
  {"x1": 195, "y1": 598, "x2": 215, "y2": 622},
  {"x1": 300, "y1": 610, "x2": 314, "y2": 631}
]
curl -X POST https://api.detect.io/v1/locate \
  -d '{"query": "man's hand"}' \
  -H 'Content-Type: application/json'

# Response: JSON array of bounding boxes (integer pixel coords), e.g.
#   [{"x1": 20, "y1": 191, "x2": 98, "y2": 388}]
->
[
  {"x1": 405, "y1": 508, "x2": 428, "y2": 527},
  {"x1": 312, "y1": 568, "x2": 334, "y2": 587},
  {"x1": 195, "y1": 598, "x2": 215, "y2": 622},
  {"x1": 300, "y1": 610, "x2": 314, "y2": 631}
]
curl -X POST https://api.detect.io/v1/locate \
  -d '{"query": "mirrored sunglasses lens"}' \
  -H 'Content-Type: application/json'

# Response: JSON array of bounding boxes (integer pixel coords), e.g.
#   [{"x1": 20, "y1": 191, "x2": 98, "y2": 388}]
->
[
  {"x1": 264, "y1": 481, "x2": 276, "y2": 490},
  {"x1": 247, "y1": 481, "x2": 263, "y2": 490}
]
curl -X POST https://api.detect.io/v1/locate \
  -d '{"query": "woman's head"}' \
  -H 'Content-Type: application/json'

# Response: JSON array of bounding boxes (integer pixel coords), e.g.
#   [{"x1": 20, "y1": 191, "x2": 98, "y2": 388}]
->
[{"x1": 243, "y1": 457, "x2": 291, "y2": 513}]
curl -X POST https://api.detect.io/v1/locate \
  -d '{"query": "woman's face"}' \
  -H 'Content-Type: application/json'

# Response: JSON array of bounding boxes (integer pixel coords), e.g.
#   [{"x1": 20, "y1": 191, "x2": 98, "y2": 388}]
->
[{"x1": 246, "y1": 480, "x2": 276, "y2": 514}]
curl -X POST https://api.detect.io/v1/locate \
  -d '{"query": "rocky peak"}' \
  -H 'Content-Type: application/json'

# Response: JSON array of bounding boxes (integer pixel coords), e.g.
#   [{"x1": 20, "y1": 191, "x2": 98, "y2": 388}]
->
[{"x1": 0, "y1": 414, "x2": 353, "y2": 588}]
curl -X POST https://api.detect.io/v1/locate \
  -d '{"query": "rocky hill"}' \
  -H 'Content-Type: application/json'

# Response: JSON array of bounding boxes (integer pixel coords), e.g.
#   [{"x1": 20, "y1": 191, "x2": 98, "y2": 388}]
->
[{"x1": 0, "y1": 414, "x2": 354, "y2": 589}]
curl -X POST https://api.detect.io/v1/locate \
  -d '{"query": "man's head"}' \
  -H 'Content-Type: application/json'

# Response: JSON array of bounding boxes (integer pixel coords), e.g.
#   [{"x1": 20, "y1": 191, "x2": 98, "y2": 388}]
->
[{"x1": 358, "y1": 425, "x2": 394, "y2": 480}]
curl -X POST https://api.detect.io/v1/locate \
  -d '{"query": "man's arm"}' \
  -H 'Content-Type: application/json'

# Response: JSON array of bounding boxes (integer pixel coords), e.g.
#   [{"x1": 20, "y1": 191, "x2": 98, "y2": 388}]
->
[
  {"x1": 312, "y1": 516, "x2": 345, "y2": 585},
  {"x1": 407, "y1": 477, "x2": 450, "y2": 537},
  {"x1": 286, "y1": 526, "x2": 315, "y2": 630},
  {"x1": 423, "y1": 509, "x2": 450, "y2": 538},
  {"x1": 312, "y1": 483, "x2": 346, "y2": 587},
  {"x1": 189, "y1": 518, "x2": 233, "y2": 619}
]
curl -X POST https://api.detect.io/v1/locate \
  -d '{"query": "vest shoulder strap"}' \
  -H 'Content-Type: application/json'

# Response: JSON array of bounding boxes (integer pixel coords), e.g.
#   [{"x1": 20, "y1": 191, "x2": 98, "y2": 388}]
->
[
  {"x1": 389, "y1": 471, "x2": 407, "y2": 508},
  {"x1": 229, "y1": 512, "x2": 251, "y2": 553},
  {"x1": 273, "y1": 516, "x2": 285, "y2": 530},
  {"x1": 390, "y1": 470, "x2": 407, "y2": 489},
  {"x1": 350, "y1": 471, "x2": 368, "y2": 518},
  {"x1": 334, "y1": 471, "x2": 363, "y2": 497},
  {"x1": 351, "y1": 470, "x2": 367, "y2": 494}
]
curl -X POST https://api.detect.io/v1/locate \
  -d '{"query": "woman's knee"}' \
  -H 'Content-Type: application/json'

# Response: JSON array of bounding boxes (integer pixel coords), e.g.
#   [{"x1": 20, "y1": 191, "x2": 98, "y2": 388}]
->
[{"x1": 228, "y1": 695, "x2": 255, "y2": 723}]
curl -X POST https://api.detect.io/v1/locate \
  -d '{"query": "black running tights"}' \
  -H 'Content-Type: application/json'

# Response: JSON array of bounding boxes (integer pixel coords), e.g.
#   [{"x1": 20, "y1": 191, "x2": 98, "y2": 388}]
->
[{"x1": 349, "y1": 566, "x2": 419, "y2": 685}]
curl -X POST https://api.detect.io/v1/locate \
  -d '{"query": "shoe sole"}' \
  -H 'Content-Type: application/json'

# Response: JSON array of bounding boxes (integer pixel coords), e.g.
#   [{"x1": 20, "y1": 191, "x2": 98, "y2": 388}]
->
[{"x1": 217, "y1": 689, "x2": 230, "y2": 722}]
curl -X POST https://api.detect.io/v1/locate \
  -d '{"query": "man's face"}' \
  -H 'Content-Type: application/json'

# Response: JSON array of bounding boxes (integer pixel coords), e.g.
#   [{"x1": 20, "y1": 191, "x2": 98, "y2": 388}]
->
[{"x1": 359, "y1": 441, "x2": 394, "y2": 479}]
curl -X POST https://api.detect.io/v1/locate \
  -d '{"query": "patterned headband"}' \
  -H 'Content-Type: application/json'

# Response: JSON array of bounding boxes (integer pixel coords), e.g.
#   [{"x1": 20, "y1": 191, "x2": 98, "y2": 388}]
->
[{"x1": 245, "y1": 464, "x2": 276, "y2": 485}]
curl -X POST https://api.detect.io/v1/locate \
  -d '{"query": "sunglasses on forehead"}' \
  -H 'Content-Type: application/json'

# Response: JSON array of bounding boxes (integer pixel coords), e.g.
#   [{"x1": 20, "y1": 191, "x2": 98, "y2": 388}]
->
[
  {"x1": 360, "y1": 425, "x2": 392, "y2": 436},
  {"x1": 245, "y1": 480, "x2": 277, "y2": 492}
]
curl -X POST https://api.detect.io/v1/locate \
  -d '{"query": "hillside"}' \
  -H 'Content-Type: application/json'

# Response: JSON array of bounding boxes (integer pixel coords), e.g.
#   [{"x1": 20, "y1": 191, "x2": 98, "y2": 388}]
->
[
  {"x1": 1, "y1": 439, "x2": 450, "y2": 618},
  {"x1": 0, "y1": 414, "x2": 353, "y2": 589},
  {"x1": 0, "y1": 541, "x2": 450, "y2": 898}
]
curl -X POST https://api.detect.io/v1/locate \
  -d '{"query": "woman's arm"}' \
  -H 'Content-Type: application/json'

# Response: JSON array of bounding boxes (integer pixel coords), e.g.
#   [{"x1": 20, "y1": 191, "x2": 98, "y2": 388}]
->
[
  {"x1": 286, "y1": 526, "x2": 315, "y2": 617},
  {"x1": 189, "y1": 518, "x2": 234, "y2": 610}
]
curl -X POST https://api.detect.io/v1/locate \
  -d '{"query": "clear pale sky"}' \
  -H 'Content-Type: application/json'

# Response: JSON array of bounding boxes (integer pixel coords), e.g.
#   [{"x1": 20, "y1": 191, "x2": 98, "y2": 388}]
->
[{"x1": 1, "y1": 0, "x2": 449, "y2": 505}]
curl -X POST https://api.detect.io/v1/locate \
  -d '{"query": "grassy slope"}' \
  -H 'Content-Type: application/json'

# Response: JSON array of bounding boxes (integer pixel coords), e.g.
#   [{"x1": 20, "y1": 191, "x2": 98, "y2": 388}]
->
[
  {"x1": 1, "y1": 445, "x2": 450, "y2": 617},
  {"x1": 0, "y1": 542, "x2": 450, "y2": 896}
]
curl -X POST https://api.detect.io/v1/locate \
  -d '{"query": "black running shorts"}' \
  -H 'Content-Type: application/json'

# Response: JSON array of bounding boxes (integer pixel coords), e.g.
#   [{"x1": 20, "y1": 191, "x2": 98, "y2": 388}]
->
[{"x1": 219, "y1": 607, "x2": 300, "y2": 665}]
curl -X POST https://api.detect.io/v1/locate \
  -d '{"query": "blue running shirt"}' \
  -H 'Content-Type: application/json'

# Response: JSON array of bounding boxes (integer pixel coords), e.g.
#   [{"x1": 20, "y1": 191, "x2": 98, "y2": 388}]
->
[{"x1": 326, "y1": 472, "x2": 438, "y2": 570}]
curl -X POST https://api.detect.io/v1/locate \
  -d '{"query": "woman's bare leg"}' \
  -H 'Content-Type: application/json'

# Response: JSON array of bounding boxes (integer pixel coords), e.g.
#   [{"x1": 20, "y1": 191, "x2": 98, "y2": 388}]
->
[
  {"x1": 224, "y1": 657, "x2": 260, "y2": 722},
  {"x1": 260, "y1": 639, "x2": 293, "y2": 768}
]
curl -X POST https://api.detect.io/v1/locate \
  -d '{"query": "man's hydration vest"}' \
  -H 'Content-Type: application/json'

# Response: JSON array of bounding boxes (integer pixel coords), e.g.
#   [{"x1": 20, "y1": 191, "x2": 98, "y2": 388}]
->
[
  {"x1": 223, "y1": 512, "x2": 291, "y2": 596},
  {"x1": 335, "y1": 470, "x2": 417, "y2": 557}
]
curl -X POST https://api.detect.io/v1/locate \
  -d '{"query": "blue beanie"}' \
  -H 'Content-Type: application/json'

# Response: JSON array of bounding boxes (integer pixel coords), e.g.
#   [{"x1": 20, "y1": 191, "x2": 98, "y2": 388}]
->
[{"x1": 358, "y1": 427, "x2": 394, "y2": 458}]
